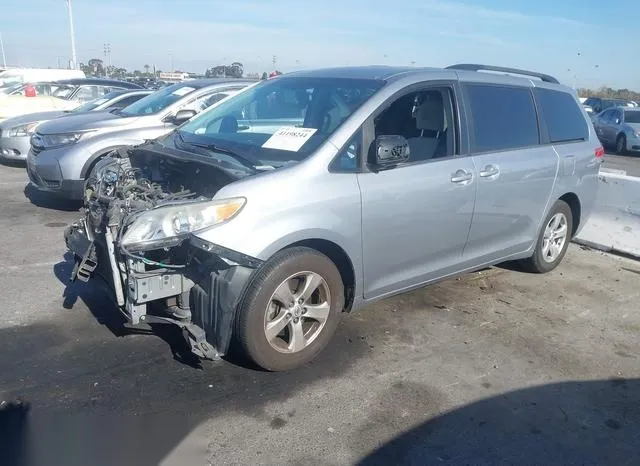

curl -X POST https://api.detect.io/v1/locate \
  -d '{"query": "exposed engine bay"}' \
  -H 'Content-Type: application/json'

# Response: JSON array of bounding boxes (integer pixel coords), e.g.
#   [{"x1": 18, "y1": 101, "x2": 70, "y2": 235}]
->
[
  {"x1": 84, "y1": 146, "x2": 236, "y2": 231},
  {"x1": 65, "y1": 144, "x2": 261, "y2": 361}
]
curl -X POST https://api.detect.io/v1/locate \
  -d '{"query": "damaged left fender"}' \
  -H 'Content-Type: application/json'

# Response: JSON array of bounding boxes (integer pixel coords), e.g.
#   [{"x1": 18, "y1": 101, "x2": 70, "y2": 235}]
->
[{"x1": 188, "y1": 236, "x2": 262, "y2": 356}]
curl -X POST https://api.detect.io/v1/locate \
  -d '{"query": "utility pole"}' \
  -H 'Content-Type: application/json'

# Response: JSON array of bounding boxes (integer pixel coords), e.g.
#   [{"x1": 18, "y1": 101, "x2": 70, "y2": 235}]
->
[
  {"x1": 65, "y1": 0, "x2": 78, "y2": 69},
  {"x1": 272, "y1": 55, "x2": 276, "y2": 71},
  {"x1": 0, "y1": 32, "x2": 7, "y2": 69}
]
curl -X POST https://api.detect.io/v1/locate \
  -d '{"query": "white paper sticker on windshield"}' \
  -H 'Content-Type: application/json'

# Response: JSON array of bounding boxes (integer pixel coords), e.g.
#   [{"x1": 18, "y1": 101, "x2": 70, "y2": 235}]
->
[
  {"x1": 261, "y1": 127, "x2": 317, "y2": 152},
  {"x1": 172, "y1": 86, "x2": 195, "y2": 96}
]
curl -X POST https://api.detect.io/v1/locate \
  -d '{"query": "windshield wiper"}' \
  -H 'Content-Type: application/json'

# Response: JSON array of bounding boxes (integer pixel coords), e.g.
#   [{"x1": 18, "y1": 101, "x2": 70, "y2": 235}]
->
[{"x1": 175, "y1": 131, "x2": 258, "y2": 170}]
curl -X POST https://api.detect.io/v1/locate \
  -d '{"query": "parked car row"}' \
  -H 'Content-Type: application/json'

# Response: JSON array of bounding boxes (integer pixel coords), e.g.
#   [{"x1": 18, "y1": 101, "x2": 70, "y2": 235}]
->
[
  {"x1": 0, "y1": 89, "x2": 151, "y2": 161},
  {"x1": 1, "y1": 64, "x2": 601, "y2": 372},
  {"x1": 0, "y1": 78, "x2": 144, "y2": 122},
  {"x1": 581, "y1": 96, "x2": 637, "y2": 114}
]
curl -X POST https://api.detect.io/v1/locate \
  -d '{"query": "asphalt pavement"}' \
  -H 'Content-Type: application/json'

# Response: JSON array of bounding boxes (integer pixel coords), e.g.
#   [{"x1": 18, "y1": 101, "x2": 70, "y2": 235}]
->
[
  {"x1": 1, "y1": 162, "x2": 639, "y2": 466},
  {"x1": 601, "y1": 152, "x2": 640, "y2": 177}
]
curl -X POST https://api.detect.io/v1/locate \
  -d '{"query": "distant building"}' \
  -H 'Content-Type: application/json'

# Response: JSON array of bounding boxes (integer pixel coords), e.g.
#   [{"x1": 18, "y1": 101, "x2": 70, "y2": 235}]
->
[{"x1": 158, "y1": 71, "x2": 189, "y2": 82}]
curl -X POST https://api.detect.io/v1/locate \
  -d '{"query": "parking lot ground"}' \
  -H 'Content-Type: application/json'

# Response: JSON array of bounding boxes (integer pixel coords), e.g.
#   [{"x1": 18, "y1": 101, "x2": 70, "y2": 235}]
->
[
  {"x1": 1, "y1": 162, "x2": 639, "y2": 466},
  {"x1": 602, "y1": 152, "x2": 640, "y2": 177}
]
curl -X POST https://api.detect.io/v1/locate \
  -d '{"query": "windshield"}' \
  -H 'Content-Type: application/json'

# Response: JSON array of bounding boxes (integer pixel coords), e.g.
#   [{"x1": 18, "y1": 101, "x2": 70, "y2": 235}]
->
[
  {"x1": 72, "y1": 97, "x2": 110, "y2": 112},
  {"x1": 119, "y1": 83, "x2": 199, "y2": 116},
  {"x1": 71, "y1": 91, "x2": 124, "y2": 112},
  {"x1": 177, "y1": 76, "x2": 384, "y2": 165},
  {"x1": 0, "y1": 82, "x2": 23, "y2": 95},
  {"x1": 625, "y1": 111, "x2": 640, "y2": 124},
  {"x1": 52, "y1": 85, "x2": 76, "y2": 99}
]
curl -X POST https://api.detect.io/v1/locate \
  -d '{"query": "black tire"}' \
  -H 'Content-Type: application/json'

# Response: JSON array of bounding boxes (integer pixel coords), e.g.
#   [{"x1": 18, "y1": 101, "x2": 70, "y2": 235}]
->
[
  {"x1": 235, "y1": 247, "x2": 344, "y2": 371},
  {"x1": 616, "y1": 134, "x2": 627, "y2": 155},
  {"x1": 520, "y1": 200, "x2": 573, "y2": 274}
]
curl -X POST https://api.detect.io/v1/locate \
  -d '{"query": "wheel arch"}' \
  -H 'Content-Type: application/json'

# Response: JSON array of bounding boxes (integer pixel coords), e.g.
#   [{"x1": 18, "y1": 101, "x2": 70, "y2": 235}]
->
[
  {"x1": 79, "y1": 144, "x2": 131, "y2": 179},
  {"x1": 558, "y1": 192, "x2": 582, "y2": 237},
  {"x1": 277, "y1": 238, "x2": 357, "y2": 312}
]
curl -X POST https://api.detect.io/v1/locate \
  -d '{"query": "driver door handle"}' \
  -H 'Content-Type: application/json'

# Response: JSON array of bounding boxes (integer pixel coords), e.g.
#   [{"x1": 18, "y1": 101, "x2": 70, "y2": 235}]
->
[
  {"x1": 479, "y1": 164, "x2": 500, "y2": 178},
  {"x1": 451, "y1": 169, "x2": 473, "y2": 184}
]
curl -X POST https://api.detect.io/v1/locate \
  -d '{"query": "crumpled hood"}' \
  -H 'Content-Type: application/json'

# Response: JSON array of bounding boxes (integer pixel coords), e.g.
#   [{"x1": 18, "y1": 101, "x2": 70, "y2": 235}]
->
[
  {"x1": 0, "y1": 110, "x2": 70, "y2": 129},
  {"x1": 36, "y1": 111, "x2": 144, "y2": 135}
]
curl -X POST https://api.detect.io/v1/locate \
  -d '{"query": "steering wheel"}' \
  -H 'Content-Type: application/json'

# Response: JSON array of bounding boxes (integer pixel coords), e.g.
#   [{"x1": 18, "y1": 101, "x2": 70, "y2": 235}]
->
[{"x1": 321, "y1": 113, "x2": 332, "y2": 133}]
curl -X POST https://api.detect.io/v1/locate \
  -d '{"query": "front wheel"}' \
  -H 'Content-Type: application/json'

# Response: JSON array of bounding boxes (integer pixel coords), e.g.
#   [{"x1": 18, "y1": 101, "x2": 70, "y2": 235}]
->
[
  {"x1": 616, "y1": 134, "x2": 627, "y2": 155},
  {"x1": 235, "y1": 247, "x2": 344, "y2": 371},
  {"x1": 520, "y1": 200, "x2": 573, "y2": 274}
]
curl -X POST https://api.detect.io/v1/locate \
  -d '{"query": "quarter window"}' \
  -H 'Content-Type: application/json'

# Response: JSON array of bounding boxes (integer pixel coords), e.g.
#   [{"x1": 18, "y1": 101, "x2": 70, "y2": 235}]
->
[
  {"x1": 534, "y1": 88, "x2": 588, "y2": 143},
  {"x1": 330, "y1": 129, "x2": 362, "y2": 172},
  {"x1": 465, "y1": 84, "x2": 539, "y2": 152}
]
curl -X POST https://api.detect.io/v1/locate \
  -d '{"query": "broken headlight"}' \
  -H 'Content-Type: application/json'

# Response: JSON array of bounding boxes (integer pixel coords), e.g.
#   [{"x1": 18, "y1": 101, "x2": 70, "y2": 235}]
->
[
  {"x1": 7, "y1": 121, "x2": 42, "y2": 137},
  {"x1": 121, "y1": 197, "x2": 246, "y2": 250}
]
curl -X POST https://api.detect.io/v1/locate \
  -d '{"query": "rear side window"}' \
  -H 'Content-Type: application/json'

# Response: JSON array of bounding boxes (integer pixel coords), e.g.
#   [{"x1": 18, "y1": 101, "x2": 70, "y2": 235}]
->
[
  {"x1": 465, "y1": 84, "x2": 539, "y2": 152},
  {"x1": 534, "y1": 88, "x2": 588, "y2": 143}
]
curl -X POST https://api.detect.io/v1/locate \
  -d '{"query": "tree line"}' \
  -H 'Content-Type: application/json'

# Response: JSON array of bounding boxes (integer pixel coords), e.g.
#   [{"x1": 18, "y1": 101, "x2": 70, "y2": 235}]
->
[{"x1": 578, "y1": 86, "x2": 640, "y2": 102}]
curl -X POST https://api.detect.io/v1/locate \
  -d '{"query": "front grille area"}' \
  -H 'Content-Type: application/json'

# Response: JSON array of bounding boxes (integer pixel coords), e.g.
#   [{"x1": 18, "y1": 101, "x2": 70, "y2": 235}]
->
[{"x1": 42, "y1": 178, "x2": 61, "y2": 189}]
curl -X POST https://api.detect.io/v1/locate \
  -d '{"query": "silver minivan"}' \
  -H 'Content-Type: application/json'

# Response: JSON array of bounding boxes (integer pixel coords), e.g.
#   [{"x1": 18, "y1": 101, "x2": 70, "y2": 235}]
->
[
  {"x1": 27, "y1": 79, "x2": 254, "y2": 199},
  {"x1": 65, "y1": 65, "x2": 601, "y2": 371}
]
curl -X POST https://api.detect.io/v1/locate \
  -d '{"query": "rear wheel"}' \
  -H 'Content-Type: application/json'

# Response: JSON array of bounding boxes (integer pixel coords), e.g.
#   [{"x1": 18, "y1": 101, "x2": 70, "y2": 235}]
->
[
  {"x1": 520, "y1": 200, "x2": 573, "y2": 274},
  {"x1": 235, "y1": 247, "x2": 344, "y2": 371},
  {"x1": 616, "y1": 134, "x2": 627, "y2": 155}
]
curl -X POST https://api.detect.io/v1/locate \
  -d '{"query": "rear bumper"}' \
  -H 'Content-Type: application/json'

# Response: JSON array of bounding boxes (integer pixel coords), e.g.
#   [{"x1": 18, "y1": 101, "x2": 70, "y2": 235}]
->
[{"x1": 64, "y1": 221, "x2": 260, "y2": 358}]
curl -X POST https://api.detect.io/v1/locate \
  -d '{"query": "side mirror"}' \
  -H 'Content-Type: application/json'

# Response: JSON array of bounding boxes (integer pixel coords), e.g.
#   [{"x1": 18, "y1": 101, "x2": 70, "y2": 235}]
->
[
  {"x1": 170, "y1": 109, "x2": 197, "y2": 125},
  {"x1": 614, "y1": 118, "x2": 621, "y2": 125},
  {"x1": 372, "y1": 135, "x2": 410, "y2": 168}
]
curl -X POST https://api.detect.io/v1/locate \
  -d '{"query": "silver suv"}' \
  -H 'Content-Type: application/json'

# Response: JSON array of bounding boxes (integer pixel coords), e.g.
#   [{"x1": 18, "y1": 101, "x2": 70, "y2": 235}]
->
[
  {"x1": 65, "y1": 64, "x2": 601, "y2": 371},
  {"x1": 27, "y1": 79, "x2": 254, "y2": 200}
]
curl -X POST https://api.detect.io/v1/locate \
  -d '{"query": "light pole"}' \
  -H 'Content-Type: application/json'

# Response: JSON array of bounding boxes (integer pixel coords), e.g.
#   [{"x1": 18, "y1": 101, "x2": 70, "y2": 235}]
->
[
  {"x1": 103, "y1": 43, "x2": 111, "y2": 77},
  {"x1": 65, "y1": 0, "x2": 78, "y2": 69},
  {"x1": 0, "y1": 32, "x2": 7, "y2": 68}
]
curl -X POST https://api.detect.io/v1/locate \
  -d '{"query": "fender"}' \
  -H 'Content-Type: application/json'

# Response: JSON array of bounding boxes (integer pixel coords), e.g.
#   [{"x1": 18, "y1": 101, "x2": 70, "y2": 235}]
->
[{"x1": 79, "y1": 143, "x2": 141, "y2": 179}]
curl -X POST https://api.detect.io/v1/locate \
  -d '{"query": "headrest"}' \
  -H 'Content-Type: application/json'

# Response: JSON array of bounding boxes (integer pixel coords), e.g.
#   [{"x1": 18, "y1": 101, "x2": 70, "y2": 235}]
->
[{"x1": 414, "y1": 93, "x2": 444, "y2": 132}]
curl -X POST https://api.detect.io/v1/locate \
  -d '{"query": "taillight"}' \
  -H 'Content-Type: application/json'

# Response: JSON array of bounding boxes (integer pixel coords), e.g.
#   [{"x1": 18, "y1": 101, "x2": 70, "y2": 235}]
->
[{"x1": 595, "y1": 146, "x2": 605, "y2": 158}]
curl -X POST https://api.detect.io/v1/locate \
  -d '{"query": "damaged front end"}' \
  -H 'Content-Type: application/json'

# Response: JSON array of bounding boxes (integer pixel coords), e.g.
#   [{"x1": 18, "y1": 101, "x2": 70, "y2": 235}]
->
[{"x1": 64, "y1": 144, "x2": 261, "y2": 360}]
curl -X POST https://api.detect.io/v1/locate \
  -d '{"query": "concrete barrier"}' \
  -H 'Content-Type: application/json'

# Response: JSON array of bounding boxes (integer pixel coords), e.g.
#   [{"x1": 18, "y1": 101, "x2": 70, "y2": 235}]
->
[{"x1": 574, "y1": 172, "x2": 640, "y2": 258}]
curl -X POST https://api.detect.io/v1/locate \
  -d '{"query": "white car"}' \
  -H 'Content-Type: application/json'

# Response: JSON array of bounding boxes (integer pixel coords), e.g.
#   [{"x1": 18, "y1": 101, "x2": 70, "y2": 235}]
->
[{"x1": 0, "y1": 78, "x2": 143, "y2": 122}]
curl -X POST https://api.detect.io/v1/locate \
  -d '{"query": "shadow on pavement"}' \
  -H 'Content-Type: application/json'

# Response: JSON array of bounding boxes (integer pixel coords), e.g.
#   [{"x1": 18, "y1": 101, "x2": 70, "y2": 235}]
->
[
  {"x1": 358, "y1": 378, "x2": 640, "y2": 466},
  {"x1": 0, "y1": 311, "x2": 373, "y2": 466},
  {"x1": 23, "y1": 184, "x2": 82, "y2": 212},
  {"x1": 0, "y1": 159, "x2": 26, "y2": 168},
  {"x1": 53, "y1": 252, "x2": 204, "y2": 369}
]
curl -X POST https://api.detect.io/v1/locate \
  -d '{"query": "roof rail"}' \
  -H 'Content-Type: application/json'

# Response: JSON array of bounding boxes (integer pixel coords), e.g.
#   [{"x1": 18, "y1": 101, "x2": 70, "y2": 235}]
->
[{"x1": 446, "y1": 64, "x2": 559, "y2": 84}]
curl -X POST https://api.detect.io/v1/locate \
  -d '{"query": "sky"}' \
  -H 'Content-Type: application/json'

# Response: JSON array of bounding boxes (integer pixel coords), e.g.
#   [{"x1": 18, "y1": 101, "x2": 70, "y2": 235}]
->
[{"x1": 2, "y1": 0, "x2": 639, "y2": 90}]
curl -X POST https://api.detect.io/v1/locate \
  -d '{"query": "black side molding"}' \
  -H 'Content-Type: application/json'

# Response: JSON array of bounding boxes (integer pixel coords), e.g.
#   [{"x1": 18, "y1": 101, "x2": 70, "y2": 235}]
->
[{"x1": 446, "y1": 64, "x2": 560, "y2": 84}]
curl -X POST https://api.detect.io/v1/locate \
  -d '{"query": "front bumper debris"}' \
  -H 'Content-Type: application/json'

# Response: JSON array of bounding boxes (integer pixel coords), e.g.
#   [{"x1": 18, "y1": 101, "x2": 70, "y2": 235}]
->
[{"x1": 64, "y1": 221, "x2": 261, "y2": 361}]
